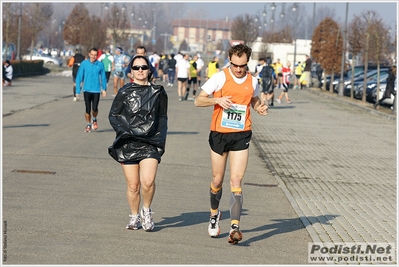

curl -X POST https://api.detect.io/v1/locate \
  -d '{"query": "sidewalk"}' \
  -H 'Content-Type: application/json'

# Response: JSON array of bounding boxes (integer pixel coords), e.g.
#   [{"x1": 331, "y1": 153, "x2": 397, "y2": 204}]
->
[
  {"x1": 251, "y1": 86, "x2": 396, "y2": 263},
  {"x1": 2, "y1": 74, "x2": 397, "y2": 264}
]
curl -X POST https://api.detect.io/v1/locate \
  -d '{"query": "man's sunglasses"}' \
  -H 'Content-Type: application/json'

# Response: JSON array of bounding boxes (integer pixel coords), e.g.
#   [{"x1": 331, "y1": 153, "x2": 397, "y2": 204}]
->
[
  {"x1": 132, "y1": 65, "x2": 150, "y2": 71},
  {"x1": 230, "y1": 62, "x2": 248, "y2": 68}
]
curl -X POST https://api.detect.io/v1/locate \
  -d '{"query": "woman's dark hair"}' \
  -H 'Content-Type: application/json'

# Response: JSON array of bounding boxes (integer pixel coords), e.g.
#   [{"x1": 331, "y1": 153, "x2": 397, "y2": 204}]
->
[{"x1": 131, "y1": 55, "x2": 153, "y2": 82}]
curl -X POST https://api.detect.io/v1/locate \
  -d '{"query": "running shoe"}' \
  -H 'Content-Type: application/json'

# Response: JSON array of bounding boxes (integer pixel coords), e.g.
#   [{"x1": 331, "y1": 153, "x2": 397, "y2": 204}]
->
[
  {"x1": 287, "y1": 100, "x2": 292, "y2": 104},
  {"x1": 276, "y1": 99, "x2": 281, "y2": 104},
  {"x1": 140, "y1": 207, "x2": 154, "y2": 231},
  {"x1": 85, "y1": 124, "x2": 91, "y2": 133},
  {"x1": 228, "y1": 224, "x2": 243, "y2": 244},
  {"x1": 208, "y1": 211, "x2": 222, "y2": 237},
  {"x1": 126, "y1": 214, "x2": 141, "y2": 230},
  {"x1": 92, "y1": 120, "x2": 98, "y2": 130}
]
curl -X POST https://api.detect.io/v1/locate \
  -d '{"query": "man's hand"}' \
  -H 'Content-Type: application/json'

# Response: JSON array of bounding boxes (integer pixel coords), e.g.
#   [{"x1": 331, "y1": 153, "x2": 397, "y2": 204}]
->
[
  {"x1": 256, "y1": 102, "x2": 268, "y2": 116},
  {"x1": 215, "y1": 96, "x2": 233, "y2": 109},
  {"x1": 102, "y1": 90, "x2": 107, "y2": 98}
]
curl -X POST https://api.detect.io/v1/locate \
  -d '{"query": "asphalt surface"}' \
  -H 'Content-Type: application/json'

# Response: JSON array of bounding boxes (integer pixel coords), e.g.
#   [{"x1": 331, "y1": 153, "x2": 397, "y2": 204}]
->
[{"x1": 1, "y1": 71, "x2": 397, "y2": 265}]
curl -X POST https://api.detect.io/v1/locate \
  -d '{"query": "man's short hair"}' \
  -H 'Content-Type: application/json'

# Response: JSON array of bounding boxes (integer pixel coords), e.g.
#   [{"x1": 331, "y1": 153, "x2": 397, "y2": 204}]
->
[
  {"x1": 228, "y1": 43, "x2": 252, "y2": 62},
  {"x1": 136, "y1": 46, "x2": 147, "y2": 53}
]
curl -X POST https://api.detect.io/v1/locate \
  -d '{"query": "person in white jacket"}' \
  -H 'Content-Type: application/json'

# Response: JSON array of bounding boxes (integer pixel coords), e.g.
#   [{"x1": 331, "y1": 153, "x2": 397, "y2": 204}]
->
[{"x1": 3, "y1": 60, "x2": 13, "y2": 86}]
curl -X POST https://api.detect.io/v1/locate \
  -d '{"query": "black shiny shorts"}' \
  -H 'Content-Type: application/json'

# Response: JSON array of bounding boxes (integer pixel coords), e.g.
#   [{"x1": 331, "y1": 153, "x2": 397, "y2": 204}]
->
[{"x1": 208, "y1": 131, "x2": 252, "y2": 155}]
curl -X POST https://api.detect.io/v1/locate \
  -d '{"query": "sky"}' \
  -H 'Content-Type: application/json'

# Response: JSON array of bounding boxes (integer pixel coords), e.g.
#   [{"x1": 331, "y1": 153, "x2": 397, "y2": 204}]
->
[{"x1": 179, "y1": 1, "x2": 397, "y2": 26}]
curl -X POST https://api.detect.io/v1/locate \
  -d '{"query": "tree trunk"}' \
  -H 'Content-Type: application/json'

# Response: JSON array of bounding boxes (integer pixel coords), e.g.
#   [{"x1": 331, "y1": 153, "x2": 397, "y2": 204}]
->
[
  {"x1": 330, "y1": 70, "x2": 335, "y2": 93},
  {"x1": 350, "y1": 58, "x2": 355, "y2": 99}
]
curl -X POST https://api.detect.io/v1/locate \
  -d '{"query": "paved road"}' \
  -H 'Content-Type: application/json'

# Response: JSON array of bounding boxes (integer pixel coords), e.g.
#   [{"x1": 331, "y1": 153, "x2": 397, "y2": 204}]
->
[{"x1": 2, "y1": 73, "x2": 396, "y2": 265}]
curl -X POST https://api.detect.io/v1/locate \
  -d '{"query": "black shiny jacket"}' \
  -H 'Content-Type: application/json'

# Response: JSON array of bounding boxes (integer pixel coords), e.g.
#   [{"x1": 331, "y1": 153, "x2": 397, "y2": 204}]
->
[{"x1": 108, "y1": 82, "x2": 168, "y2": 163}]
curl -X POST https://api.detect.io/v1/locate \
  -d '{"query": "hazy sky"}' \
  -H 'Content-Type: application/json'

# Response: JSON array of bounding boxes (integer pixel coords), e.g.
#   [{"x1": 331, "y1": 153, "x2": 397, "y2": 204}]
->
[{"x1": 182, "y1": 1, "x2": 397, "y2": 25}]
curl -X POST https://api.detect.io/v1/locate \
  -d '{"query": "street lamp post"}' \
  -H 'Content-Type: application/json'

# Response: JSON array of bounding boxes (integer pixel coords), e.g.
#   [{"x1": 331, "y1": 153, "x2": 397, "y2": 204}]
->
[
  {"x1": 100, "y1": 3, "x2": 109, "y2": 18},
  {"x1": 151, "y1": 8, "x2": 157, "y2": 46},
  {"x1": 49, "y1": 18, "x2": 56, "y2": 49},
  {"x1": 338, "y1": 3, "x2": 349, "y2": 97},
  {"x1": 130, "y1": 8, "x2": 135, "y2": 52},
  {"x1": 17, "y1": 3, "x2": 22, "y2": 61},
  {"x1": 271, "y1": 2, "x2": 276, "y2": 32},
  {"x1": 262, "y1": 6, "x2": 268, "y2": 37},
  {"x1": 292, "y1": 3, "x2": 298, "y2": 67},
  {"x1": 161, "y1": 32, "x2": 171, "y2": 52}
]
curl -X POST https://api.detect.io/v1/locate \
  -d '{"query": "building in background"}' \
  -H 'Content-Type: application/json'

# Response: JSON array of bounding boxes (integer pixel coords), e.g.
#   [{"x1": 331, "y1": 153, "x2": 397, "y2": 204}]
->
[{"x1": 171, "y1": 18, "x2": 232, "y2": 54}]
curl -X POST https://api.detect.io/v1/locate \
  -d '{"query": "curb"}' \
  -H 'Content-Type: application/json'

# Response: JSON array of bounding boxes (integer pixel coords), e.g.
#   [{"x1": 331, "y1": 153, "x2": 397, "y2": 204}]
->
[{"x1": 305, "y1": 88, "x2": 396, "y2": 121}]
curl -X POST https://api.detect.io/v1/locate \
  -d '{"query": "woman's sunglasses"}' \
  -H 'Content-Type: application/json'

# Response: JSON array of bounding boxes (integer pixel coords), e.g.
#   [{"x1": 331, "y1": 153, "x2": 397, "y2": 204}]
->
[{"x1": 132, "y1": 65, "x2": 150, "y2": 71}]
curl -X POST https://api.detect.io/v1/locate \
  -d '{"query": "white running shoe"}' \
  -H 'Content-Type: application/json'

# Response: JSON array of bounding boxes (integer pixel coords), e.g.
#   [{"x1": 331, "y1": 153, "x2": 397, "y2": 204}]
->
[
  {"x1": 140, "y1": 207, "x2": 154, "y2": 231},
  {"x1": 126, "y1": 214, "x2": 141, "y2": 230},
  {"x1": 208, "y1": 211, "x2": 222, "y2": 237}
]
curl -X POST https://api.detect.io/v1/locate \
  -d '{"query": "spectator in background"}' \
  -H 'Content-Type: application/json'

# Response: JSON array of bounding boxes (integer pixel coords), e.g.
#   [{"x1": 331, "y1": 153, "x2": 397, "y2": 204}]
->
[
  {"x1": 161, "y1": 54, "x2": 169, "y2": 83},
  {"x1": 274, "y1": 58, "x2": 283, "y2": 89},
  {"x1": 97, "y1": 49, "x2": 114, "y2": 86},
  {"x1": 68, "y1": 49, "x2": 86, "y2": 101},
  {"x1": 294, "y1": 61, "x2": 303, "y2": 90},
  {"x1": 276, "y1": 61, "x2": 292, "y2": 104},
  {"x1": 374, "y1": 65, "x2": 397, "y2": 109},
  {"x1": 167, "y1": 54, "x2": 176, "y2": 87},
  {"x1": 3, "y1": 60, "x2": 13, "y2": 86},
  {"x1": 174, "y1": 51, "x2": 183, "y2": 62},
  {"x1": 176, "y1": 54, "x2": 191, "y2": 101},
  {"x1": 303, "y1": 55, "x2": 312, "y2": 88},
  {"x1": 112, "y1": 47, "x2": 129, "y2": 96},
  {"x1": 186, "y1": 54, "x2": 199, "y2": 100},
  {"x1": 206, "y1": 56, "x2": 220, "y2": 80},
  {"x1": 149, "y1": 51, "x2": 160, "y2": 81},
  {"x1": 254, "y1": 57, "x2": 266, "y2": 85},
  {"x1": 75, "y1": 48, "x2": 107, "y2": 133},
  {"x1": 196, "y1": 54, "x2": 205, "y2": 87}
]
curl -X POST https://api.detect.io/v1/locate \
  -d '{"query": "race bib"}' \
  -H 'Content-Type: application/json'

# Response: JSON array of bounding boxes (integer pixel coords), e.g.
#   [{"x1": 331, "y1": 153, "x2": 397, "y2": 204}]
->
[
  {"x1": 221, "y1": 104, "x2": 246, "y2": 130},
  {"x1": 115, "y1": 63, "x2": 123, "y2": 72}
]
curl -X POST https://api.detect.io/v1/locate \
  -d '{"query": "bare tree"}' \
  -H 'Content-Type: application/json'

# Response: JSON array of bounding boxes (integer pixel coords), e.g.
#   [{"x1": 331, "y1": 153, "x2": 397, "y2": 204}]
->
[
  {"x1": 311, "y1": 17, "x2": 343, "y2": 92},
  {"x1": 63, "y1": 3, "x2": 90, "y2": 51},
  {"x1": 367, "y1": 14, "x2": 389, "y2": 103},
  {"x1": 24, "y1": 3, "x2": 53, "y2": 59},
  {"x1": 262, "y1": 25, "x2": 292, "y2": 44},
  {"x1": 107, "y1": 4, "x2": 129, "y2": 53},
  {"x1": 347, "y1": 15, "x2": 364, "y2": 99},
  {"x1": 2, "y1": 3, "x2": 13, "y2": 59},
  {"x1": 79, "y1": 15, "x2": 108, "y2": 54},
  {"x1": 230, "y1": 14, "x2": 258, "y2": 46}
]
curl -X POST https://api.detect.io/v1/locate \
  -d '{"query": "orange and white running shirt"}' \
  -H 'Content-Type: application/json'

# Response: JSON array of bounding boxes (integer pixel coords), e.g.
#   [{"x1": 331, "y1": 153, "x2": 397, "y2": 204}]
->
[{"x1": 201, "y1": 68, "x2": 260, "y2": 133}]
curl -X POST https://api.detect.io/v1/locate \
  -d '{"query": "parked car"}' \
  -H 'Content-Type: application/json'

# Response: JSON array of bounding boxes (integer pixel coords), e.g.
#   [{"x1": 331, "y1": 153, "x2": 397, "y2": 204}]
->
[
  {"x1": 2, "y1": 42, "x2": 16, "y2": 61},
  {"x1": 322, "y1": 64, "x2": 384, "y2": 92},
  {"x1": 22, "y1": 52, "x2": 63, "y2": 66},
  {"x1": 346, "y1": 70, "x2": 390, "y2": 98}
]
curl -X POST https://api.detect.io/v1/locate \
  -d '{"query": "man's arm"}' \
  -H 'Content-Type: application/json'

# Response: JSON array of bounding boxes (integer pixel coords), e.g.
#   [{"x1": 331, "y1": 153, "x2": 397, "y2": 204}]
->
[{"x1": 194, "y1": 89, "x2": 232, "y2": 109}]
